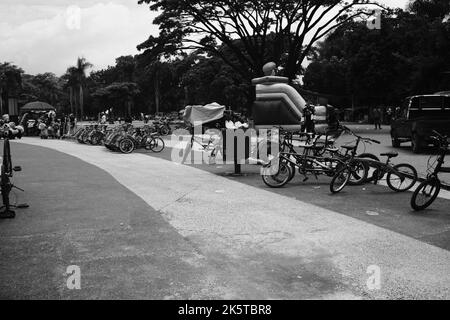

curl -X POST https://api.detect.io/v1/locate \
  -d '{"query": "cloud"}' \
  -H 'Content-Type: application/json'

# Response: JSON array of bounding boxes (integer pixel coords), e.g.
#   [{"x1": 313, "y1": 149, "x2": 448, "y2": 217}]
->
[
  {"x1": 0, "y1": 1, "x2": 159, "y2": 76},
  {"x1": 0, "y1": 0, "x2": 410, "y2": 76}
]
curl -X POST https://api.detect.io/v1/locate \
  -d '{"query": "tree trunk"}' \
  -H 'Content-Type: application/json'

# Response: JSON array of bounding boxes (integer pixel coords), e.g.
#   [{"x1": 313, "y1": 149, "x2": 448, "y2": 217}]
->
[
  {"x1": 69, "y1": 87, "x2": 73, "y2": 114},
  {"x1": 79, "y1": 84, "x2": 84, "y2": 120},
  {"x1": 0, "y1": 88, "x2": 3, "y2": 115},
  {"x1": 127, "y1": 99, "x2": 132, "y2": 117},
  {"x1": 154, "y1": 76, "x2": 160, "y2": 115}
]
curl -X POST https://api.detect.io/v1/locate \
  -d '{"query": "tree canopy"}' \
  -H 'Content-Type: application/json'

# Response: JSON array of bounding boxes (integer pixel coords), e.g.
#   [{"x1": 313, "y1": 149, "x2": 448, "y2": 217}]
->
[
  {"x1": 137, "y1": 0, "x2": 383, "y2": 80},
  {"x1": 303, "y1": 2, "x2": 450, "y2": 107}
]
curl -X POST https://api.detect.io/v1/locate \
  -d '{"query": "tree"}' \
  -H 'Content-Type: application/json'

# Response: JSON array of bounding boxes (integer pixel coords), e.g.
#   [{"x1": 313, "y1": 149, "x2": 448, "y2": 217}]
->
[
  {"x1": 0, "y1": 62, "x2": 23, "y2": 115},
  {"x1": 408, "y1": 0, "x2": 450, "y2": 19},
  {"x1": 303, "y1": 2, "x2": 450, "y2": 107},
  {"x1": 64, "y1": 58, "x2": 92, "y2": 119},
  {"x1": 63, "y1": 67, "x2": 79, "y2": 116},
  {"x1": 21, "y1": 73, "x2": 65, "y2": 107},
  {"x1": 92, "y1": 82, "x2": 140, "y2": 117},
  {"x1": 138, "y1": 0, "x2": 384, "y2": 80}
]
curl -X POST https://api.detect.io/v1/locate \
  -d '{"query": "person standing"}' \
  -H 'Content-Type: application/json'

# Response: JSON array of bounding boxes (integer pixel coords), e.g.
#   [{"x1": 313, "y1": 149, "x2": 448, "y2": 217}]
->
[
  {"x1": 373, "y1": 108, "x2": 382, "y2": 130},
  {"x1": 303, "y1": 104, "x2": 316, "y2": 133},
  {"x1": 69, "y1": 113, "x2": 76, "y2": 135},
  {"x1": 386, "y1": 107, "x2": 393, "y2": 125}
]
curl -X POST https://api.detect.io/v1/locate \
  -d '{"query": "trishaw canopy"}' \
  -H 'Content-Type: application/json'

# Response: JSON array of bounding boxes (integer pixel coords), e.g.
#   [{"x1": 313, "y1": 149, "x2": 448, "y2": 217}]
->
[{"x1": 183, "y1": 102, "x2": 226, "y2": 126}]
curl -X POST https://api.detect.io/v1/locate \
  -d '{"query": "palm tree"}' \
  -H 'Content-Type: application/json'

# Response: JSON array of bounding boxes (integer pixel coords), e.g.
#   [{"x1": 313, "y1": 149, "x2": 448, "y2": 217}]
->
[
  {"x1": 63, "y1": 67, "x2": 79, "y2": 116},
  {"x1": 76, "y1": 58, "x2": 92, "y2": 119},
  {"x1": 64, "y1": 58, "x2": 92, "y2": 119}
]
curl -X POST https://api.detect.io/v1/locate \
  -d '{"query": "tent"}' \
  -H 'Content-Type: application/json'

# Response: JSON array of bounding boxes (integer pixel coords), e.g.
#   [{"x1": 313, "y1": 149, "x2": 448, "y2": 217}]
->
[
  {"x1": 183, "y1": 102, "x2": 226, "y2": 126},
  {"x1": 21, "y1": 101, "x2": 56, "y2": 113}
]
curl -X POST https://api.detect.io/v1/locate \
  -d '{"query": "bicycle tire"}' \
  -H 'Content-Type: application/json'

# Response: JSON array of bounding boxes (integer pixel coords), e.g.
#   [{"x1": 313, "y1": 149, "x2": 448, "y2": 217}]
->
[
  {"x1": 1, "y1": 164, "x2": 10, "y2": 207},
  {"x1": 410, "y1": 178, "x2": 441, "y2": 211},
  {"x1": 347, "y1": 159, "x2": 369, "y2": 186},
  {"x1": 387, "y1": 164, "x2": 418, "y2": 192},
  {"x1": 119, "y1": 138, "x2": 135, "y2": 154},
  {"x1": 150, "y1": 137, "x2": 165, "y2": 153},
  {"x1": 2, "y1": 139, "x2": 12, "y2": 176},
  {"x1": 262, "y1": 162, "x2": 292, "y2": 188},
  {"x1": 330, "y1": 166, "x2": 351, "y2": 194},
  {"x1": 358, "y1": 153, "x2": 380, "y2": 182}
]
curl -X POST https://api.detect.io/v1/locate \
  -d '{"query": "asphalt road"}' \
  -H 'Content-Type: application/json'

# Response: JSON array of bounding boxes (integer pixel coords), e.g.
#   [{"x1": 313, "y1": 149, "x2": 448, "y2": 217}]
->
[
  {"x1": 0, "y1": 143, "x2": 230, "y2": 299},
  {"x1": 137, "y1": 126, "x2": 450, "y2": 251},
  {"x1": 2, "y1": 132, "x2": 449, "y2": 299}
]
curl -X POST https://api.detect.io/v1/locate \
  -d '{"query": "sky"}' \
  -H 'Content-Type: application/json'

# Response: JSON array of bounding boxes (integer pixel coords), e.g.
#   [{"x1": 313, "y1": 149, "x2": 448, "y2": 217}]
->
[{"x1": 0, "y1": 0, "x2": 410, "y2": 76}]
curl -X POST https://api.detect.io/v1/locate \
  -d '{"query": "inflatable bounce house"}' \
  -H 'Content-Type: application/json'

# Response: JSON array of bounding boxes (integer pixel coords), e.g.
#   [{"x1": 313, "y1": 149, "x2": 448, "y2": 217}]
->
[
  {"x1": 251, "y1": 62, "x2": 335, "y2": 133},
  {"x1": 252, "y1": 75, "x2": 306, "y2": 131}
]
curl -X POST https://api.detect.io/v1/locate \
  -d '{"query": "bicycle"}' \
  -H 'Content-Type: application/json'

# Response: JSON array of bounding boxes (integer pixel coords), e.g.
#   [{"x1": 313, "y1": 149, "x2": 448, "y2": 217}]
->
[
  {"x1": 276, "y1": 126, "x2": 371, "y2": 186},
  {"x1": 411, "y1": 130, "x2": 450, "y2": 211},
  {"x1": 0, "y1": 138, "x2": 28, "y2": 219},
  {"x1": 261, "y1": 142, "x2": 352, "y2": 191},
  {"x1": 357, "y1": 152, "x2": 418, "y2": 192},
  {"x1": 118, "y1": 126, "x2": 166, "y2": 154}
]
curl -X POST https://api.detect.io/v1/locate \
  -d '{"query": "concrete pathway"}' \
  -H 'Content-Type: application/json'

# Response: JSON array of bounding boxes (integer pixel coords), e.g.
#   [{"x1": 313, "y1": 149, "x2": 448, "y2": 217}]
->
[{"x1": 5, "y1": 138, "x2": 450, "y2": 299}]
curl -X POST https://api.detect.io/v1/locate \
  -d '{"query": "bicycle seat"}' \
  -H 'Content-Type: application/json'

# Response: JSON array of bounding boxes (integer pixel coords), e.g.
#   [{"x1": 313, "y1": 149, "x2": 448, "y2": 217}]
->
[
  {"x1": 380, "y1": 152, "x2": 398, "y2": 158},
  {"x1": 325, "y1": 147, "x2": 339, "y2": 154},
  {"x1": 342, "y1": 145, "x2": 357, "y2": 150}
]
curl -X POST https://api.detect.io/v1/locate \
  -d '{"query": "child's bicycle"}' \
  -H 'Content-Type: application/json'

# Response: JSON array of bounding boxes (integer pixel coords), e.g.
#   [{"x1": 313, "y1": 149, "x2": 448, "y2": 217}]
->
[
  {"x1": 0, "y1": 138, "x2": 29, "y2": 219},
  {"x1": 358, "y1": 152, "x2": 418, "y2": 192},
  {"x1": 410, "y1": 131, "x2": 450, "y2": 211}
]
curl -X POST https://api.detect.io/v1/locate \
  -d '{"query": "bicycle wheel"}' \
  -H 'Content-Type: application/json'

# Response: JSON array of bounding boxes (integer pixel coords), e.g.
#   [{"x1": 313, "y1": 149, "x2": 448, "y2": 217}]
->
[
  {"x1": 118, "y1": 138, "x2": 135, "y2": 154},
  {"x1": 330, "y1": 166, "x2": 351, "y2": 194},
  {"x1": 347, "y1": 159, "x2": 369, "y2": 186},
  {"x1": 387, "y1": 164, "x2": 417, "y2": 192},
  {"x1": 358, "y1": 153, "x2": 380, "y2": 182},
  {"x1": 411, "y1": 178, "x2": 441, "y2": 211},
  {"x1": 90, "y1": 134, "x2": 102, "y2": 146},
  {"x1": 262, "y1": 161, "x2": 292, "y2": 188},
  {"x1": 150, "y1": 137, "x2": 165, "y2": 153},
  {"x1": 2, "y1": 139, "x2": 12, "y2": 176},
  {"x1": 159, "y1": 126, "x2": 170, "y2": 136}
]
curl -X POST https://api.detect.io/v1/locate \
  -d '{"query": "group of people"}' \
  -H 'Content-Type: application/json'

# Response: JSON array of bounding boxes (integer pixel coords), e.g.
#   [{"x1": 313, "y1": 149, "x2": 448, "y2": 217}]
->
[
  {"x1": 19, "y1": 112, "x2": 77, "y2": 139},
  {"x1": 0, "y1": 114, "x2": 24, "y2": 139}
]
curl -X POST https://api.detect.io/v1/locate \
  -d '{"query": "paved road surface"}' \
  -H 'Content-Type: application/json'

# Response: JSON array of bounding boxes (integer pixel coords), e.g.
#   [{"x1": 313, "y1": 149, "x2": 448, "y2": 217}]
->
[{"x1": 1, "y1": 136, "x2": 448, "y2": 299}]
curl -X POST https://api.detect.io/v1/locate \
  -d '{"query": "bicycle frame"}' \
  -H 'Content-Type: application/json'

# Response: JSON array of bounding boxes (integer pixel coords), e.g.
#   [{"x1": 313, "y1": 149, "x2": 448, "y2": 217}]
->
[
  {"x1": 280, "y1": 151, "x2": 345, "y2": 177},
  {"x1": 356, "y1": 157, "x2": 408, "y2": 184},
  {"x1": 428, "y1": 141, "x2": 450, "y2": 179}
]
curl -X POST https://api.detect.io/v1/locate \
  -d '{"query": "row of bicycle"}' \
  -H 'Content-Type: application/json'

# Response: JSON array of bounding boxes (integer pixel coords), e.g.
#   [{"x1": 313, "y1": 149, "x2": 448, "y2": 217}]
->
[
  {"x1": 261, "y1": 125, "x2": 449, "y2": 211},
  {"x1": 70, "y1": 123, "x2": 166, "y2": 154}
]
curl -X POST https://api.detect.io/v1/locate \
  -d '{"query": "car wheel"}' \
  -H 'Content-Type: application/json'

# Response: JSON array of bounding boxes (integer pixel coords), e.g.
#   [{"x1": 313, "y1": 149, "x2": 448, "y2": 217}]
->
[
  {"x1": 391, "y1": 130, "x2": 400, "y2": 148},
  {"x1": 411, "y1": 133, "x2": 423, "y2": 154}
]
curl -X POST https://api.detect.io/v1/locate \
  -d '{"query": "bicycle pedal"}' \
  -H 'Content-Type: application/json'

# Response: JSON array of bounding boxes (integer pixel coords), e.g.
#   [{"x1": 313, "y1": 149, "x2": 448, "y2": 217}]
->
[{"x1": 303, "y1": 176, "x2": 309, "y2": 182}]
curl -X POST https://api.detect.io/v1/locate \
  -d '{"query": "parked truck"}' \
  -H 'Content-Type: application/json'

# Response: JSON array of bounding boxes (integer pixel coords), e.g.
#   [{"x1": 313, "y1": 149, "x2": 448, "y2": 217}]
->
[{"x1": 391, "y1": 94, "x2": 450, "y2": 153}]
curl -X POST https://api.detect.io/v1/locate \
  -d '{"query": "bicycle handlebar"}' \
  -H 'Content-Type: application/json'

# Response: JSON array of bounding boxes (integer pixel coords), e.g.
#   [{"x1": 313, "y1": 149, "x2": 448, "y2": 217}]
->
[
  {"x1": 432, "y1": 130, "x2": 448, "y2": 140},
  {"x1": 340, "y1": 125, "x2": 380, "y2": 144}
]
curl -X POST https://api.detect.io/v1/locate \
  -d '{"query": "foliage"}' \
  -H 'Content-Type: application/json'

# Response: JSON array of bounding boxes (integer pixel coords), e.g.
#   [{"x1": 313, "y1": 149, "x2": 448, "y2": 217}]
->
[
  {"x1": 303, "y1": 2, "x2": 450, "y2": 107},
  {"x1": 137, "y1": 0, "x2": 382, "y2": 80}
]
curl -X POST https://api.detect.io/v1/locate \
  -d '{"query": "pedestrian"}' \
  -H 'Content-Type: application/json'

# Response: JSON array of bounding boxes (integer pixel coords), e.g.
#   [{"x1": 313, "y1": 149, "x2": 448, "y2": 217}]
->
[
  {"x1": 303, "y1": 104, "x2": 316, "y2": 133},
  {"x1": 69, "y1": 113, "x2": 76, "y2": 135},
  {"x1": 373, "y1": 108, "x2": 382, "y2": 130},
  {"x1": 386, "y1": 107, "x2": 393, "y2": 125},
  {"x1": 100, "y1": 113, "x2": 107, "y2": 124}
]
